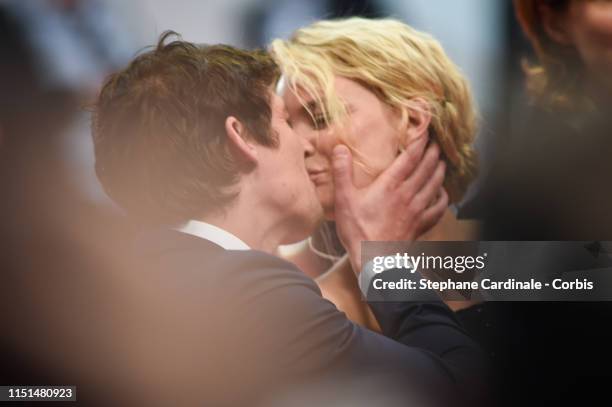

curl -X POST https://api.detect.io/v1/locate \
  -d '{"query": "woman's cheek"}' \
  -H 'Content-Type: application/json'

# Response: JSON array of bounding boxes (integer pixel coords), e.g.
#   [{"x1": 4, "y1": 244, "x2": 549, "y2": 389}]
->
[{"x1": 352, "y1": 162, "x2": 377, "y2": 189}]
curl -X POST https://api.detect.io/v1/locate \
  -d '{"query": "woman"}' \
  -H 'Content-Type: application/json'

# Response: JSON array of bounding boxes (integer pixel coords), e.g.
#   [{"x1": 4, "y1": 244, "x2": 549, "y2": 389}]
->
[{"x1": 270, "y1": 17, "x2": 480, "y2": 327}]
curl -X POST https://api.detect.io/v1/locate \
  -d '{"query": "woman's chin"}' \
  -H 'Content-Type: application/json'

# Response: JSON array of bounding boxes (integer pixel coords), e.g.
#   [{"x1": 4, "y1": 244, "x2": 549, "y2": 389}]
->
[
  {"x1": 317, "y1": 196, "x2": 335, "y2": 221},
  {"x1": 322, "y1": 205, "x2": 336, "y2": 221},
  {"x1": 323, "y1": 213, "x2": 335, "y2": 222},
  {"x1": 316, "y1": 188, "x2": 336, "y2": 220}
]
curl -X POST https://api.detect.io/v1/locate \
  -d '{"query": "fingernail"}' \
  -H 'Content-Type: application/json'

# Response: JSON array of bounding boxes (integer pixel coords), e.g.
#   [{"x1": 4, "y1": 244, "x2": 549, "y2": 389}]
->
[{"x1": 333, "y1": 144, "x2": 349, "y2": 158}]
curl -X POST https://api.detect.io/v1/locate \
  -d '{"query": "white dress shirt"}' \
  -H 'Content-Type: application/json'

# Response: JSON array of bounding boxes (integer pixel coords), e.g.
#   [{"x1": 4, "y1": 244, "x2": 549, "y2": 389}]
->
[{"x1": 176, "y1": 220, "x2": 250, "y2": 251}]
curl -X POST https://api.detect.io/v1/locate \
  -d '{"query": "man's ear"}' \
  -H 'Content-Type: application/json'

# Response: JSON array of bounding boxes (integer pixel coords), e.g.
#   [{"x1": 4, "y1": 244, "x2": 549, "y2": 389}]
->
[
  {"x1": 225, "y1": 116, "x2": 258, "y2": 166},
  {"x1": 539, "y1": 3, "x2": 573, "y2": 45}
]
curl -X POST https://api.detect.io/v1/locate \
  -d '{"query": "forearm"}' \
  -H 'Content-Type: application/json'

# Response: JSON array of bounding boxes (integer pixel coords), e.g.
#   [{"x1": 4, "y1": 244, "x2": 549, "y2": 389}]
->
[{"x1": 368, "y1": 292, "x2": 485, "y2": 389}]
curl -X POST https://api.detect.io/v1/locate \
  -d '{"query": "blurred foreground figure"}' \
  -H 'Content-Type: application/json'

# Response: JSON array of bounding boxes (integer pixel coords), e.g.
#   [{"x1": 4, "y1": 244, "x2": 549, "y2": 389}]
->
[
  {"x1": 461, "y1": 2, "x2": 612, "y2": 407},
  {"x1": 0, "y1": 6, "x2": 163, "y2": 406},
  {"x1": 484, "y1": 0, "x2": 612, "y2": 239}
]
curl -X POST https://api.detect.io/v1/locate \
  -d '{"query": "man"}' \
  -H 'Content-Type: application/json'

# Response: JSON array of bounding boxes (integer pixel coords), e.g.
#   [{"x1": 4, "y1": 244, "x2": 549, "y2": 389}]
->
[{"x1": 92, "y1": 32, "x2": 482, "y2": 406}]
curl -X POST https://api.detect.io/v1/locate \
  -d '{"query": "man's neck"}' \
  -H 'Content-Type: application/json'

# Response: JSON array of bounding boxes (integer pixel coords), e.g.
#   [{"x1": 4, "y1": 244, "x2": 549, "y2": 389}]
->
[{"x1": 199, "y1": 196, "x2": 285, "y2": 253}]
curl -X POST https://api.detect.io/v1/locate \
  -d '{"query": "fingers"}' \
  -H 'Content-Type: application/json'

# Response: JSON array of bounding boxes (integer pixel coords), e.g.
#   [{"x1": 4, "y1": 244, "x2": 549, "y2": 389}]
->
[
  {"x1": 331, "y1": 144, "x2": 355, "y2": 209},
  {"x1": 411, "y1": 159, "x2": 446, "y2": 212},
  {"x1": 378, "y1": 136, "x2": 427, "y2": 186},
  {"x1": 402, "y1": 143, "x2": 440, "y2": 197},
  {"x1": 419, "y1": 188, "x2": 449, "y2": 235}
]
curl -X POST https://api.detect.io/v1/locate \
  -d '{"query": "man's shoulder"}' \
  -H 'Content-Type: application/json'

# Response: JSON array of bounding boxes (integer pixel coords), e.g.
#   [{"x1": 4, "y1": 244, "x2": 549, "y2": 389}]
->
[{"x1": 131, "y1": 228, "x2": 317, "y2": 291}]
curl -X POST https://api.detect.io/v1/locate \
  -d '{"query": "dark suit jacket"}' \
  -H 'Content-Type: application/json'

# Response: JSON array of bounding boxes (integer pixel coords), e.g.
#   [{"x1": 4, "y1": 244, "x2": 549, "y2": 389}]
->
[{"x1": 133, "y1": 229, "x2": 483, "y2": 406}]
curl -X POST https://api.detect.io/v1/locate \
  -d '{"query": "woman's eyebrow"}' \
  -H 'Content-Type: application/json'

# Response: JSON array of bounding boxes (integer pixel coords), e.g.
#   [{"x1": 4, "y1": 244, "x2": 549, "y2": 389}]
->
[
  {"x1": 305, "y1": 100, "x2": 353, "y2": 113},
  {"x1": 305, "y1": 100, "x2": 321, "y2": 113}
]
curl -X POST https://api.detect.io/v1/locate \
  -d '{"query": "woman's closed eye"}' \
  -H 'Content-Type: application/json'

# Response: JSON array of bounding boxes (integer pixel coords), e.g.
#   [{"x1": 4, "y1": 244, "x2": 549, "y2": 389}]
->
[{"x1": 312, "y1": 113, "x2": 327, "y2": 130}]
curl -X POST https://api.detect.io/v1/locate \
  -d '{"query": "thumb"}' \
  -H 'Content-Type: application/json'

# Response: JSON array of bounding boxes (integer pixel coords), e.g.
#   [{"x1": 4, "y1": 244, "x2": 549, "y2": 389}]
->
[{"x1": 331, "y1": 144, "x2": 355, "y2": 206}]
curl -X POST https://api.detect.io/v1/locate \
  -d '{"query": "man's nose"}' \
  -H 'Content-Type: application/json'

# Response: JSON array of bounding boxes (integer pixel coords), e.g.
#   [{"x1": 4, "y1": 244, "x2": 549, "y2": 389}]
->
[{"x1": 301, "y1": 133, "x2": 316, "y2": 158}]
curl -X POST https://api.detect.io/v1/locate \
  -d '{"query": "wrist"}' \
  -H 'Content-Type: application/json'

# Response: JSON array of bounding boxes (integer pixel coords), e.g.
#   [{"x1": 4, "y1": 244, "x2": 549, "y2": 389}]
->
[{"x1": 346, "y1": 242, "x2": 363, "y2": 276}]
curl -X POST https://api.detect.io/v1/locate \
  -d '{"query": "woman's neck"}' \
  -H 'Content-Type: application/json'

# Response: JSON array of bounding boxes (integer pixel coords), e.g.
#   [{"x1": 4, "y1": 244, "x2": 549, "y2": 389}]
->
[{"x1": 418, "y1": 209, "x2": 479, "y2": 241}]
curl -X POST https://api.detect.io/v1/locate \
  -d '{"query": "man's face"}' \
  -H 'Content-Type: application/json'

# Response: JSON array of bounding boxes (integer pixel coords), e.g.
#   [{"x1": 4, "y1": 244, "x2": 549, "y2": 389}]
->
[{"x1": 255, "y1": 93, "x2": 323, "y2": 244}]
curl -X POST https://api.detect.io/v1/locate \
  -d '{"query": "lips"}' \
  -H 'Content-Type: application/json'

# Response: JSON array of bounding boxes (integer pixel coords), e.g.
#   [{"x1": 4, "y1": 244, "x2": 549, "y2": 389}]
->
[{"x1": 307, "y1": 168, "x2": 330, "y2": 185}]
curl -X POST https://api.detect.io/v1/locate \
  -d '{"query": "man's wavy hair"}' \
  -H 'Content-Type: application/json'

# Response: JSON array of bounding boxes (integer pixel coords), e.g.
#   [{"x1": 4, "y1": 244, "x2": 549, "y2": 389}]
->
[{"x1": 93, "y1": 31, "x2": 279, "y2": 225}]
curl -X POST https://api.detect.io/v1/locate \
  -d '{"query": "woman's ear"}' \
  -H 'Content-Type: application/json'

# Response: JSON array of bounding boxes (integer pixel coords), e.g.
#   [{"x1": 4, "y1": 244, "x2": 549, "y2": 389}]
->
[
  {"x1": 539, "y1": 3, "x2": 573, "y2": 45},
  {"x1": 404, "y1": 97, "x2": 432, "y2": 147},
  {"x1": 225, "y1": 116, "x2": 258, "y2": 167}
]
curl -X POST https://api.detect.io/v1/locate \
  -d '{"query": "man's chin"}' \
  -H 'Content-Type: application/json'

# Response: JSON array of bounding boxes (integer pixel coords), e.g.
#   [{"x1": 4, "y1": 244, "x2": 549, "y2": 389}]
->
[{"x1": 306, "y1": 204, "x2": 325, "y2": 235}]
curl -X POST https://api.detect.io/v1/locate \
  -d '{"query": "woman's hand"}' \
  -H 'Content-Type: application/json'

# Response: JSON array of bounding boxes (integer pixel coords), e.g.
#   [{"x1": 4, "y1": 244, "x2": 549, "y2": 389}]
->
[{"x1": 332, "y1": 141, "x2": 448, "y2": 274}]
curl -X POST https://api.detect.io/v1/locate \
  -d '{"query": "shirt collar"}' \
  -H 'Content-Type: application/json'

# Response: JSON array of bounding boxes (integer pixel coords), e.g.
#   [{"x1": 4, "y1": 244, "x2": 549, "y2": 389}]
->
[{"x1": 175, "y1": 220, "x2": 250, "y2": 251}]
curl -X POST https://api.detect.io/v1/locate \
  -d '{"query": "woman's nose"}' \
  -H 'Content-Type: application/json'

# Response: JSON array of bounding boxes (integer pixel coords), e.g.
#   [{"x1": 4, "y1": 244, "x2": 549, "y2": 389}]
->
[{"x1": 316, "y1": 128, "x2": 338, "y2": 157}]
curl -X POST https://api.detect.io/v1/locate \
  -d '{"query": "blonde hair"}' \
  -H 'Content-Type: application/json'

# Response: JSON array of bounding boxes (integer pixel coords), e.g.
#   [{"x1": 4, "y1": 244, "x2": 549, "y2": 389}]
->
[{"x1": 270, "y1": 17, "x2": 478, "y2": 203}]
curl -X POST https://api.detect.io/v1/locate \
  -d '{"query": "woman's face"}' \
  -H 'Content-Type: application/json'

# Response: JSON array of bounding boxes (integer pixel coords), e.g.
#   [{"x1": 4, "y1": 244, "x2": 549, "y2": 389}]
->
[{"x1": 282, "y1": 76, "x2": 402, "y2": 219}]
